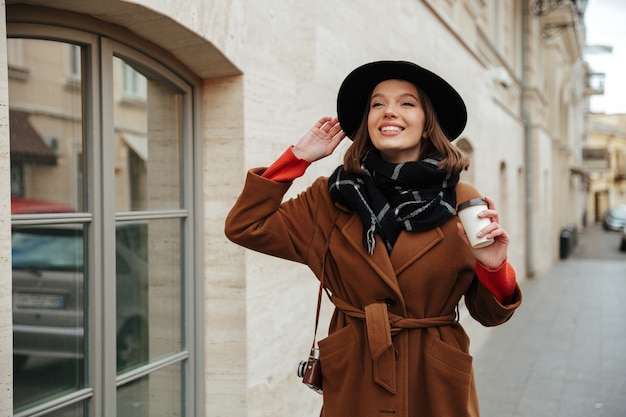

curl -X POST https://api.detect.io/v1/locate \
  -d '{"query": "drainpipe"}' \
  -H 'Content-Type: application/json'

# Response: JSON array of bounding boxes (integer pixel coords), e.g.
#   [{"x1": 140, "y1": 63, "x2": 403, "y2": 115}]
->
[{"x1": 522, "y1": 0, "x2": 535, "y2": 277}]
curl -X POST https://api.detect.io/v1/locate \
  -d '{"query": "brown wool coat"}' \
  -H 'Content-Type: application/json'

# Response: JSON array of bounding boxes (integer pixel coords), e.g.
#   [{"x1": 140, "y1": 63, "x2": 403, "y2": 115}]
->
[{"x1": 225, "y1": 168, "x2": 522, "y2": 417}]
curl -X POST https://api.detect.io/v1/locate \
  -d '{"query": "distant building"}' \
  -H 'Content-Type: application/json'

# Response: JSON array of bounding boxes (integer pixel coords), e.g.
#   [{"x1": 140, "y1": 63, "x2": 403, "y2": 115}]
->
[{"x1": 585, "y1": 113, "x2": 626, "y2": 221}]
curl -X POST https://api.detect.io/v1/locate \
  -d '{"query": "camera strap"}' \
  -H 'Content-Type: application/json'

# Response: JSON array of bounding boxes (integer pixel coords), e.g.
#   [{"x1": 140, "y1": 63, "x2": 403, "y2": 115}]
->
[{"x1": 311, "y1": 214, "x2": 336, "y2": 349}]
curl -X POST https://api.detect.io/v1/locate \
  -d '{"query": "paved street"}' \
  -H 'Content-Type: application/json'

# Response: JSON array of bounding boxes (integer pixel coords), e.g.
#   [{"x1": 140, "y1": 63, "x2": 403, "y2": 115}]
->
[{"x1": 472, "y1": 224, "x2": 626, "y2": 417}]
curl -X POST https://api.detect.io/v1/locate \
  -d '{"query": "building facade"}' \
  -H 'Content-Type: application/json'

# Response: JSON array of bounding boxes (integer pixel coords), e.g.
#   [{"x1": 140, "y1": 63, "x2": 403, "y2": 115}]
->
[
  {"x1": 585, "y1": 113, "x2": 626, "y2": 222},
  {"x1": 0, "y1": 1, "x2": 590, "y2": 416}
]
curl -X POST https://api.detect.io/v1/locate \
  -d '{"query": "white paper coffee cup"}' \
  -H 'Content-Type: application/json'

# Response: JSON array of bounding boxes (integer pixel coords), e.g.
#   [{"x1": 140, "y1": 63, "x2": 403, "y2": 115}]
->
[{"x1": 457, "y1": 198, "x2": 495, "y2": 248}]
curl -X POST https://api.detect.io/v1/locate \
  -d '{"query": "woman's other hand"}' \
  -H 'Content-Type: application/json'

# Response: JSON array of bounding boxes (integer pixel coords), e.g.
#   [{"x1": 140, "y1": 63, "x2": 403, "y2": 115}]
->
[
  {"x1": 456, "y1": 196, "x2": 509, "y2": 270},
  {"x1": 292, "y1": 117, "x2": 346, "y2": 163}
]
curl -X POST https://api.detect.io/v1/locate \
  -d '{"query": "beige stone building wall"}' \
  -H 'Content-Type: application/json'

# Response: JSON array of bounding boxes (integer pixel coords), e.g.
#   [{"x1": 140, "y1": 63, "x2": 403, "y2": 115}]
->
[{"x1": 0, "y1": 0, "x2": 590, "y2": 416}]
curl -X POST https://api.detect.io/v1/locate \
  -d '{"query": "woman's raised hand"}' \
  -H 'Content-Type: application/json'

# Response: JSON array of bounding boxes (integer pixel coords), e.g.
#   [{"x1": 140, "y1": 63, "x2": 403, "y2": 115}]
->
[{"x1": 292, "y1": 117, "x2": 346, "y2": 163}]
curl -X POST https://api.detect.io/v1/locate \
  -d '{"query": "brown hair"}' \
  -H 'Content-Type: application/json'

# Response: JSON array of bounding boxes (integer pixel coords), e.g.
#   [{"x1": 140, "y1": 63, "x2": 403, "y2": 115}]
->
[{"x1": 343, "y1": 86, "x2": 469, "y2": 174}]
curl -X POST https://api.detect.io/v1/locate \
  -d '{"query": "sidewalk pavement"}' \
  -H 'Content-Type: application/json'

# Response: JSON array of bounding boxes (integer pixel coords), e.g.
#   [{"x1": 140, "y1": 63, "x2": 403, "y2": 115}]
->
[{"x1": 471, "y1": 224, "x2": 626, "y2": 417}]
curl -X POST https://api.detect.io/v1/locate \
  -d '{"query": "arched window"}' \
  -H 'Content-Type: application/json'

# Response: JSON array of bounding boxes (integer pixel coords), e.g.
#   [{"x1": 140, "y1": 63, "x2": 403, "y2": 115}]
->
[{"x1": 8, "y1": 9, "x2": 202, "y2": 417}]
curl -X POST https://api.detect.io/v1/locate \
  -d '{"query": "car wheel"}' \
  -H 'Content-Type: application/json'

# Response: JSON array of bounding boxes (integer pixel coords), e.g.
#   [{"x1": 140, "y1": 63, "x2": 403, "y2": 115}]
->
[{"x1": 116, "y1": 316, "x2": 148, "y2": 372}]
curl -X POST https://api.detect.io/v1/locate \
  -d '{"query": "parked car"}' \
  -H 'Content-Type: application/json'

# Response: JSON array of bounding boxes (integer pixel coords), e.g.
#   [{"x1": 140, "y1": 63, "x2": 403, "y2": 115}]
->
[
  {"x1": 12, "y1": 222, "x2": 148, "y2": 373},
  {"x1": 620, "y1": 225, "x2": 626, "y2": 252},
  {"x1": 602, "y1": 206, "x2": 626, "y2": 231}
]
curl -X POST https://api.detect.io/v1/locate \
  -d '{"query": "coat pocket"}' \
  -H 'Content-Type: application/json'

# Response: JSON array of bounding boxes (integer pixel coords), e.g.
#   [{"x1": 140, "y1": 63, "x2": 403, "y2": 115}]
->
[
  {"x1": 318, "y1": 323, "x2": 357, "y2": 361},
  {"x1": 425, "y1": 337, "x2": 476, "y2": 416},
  {"x1": 429, "y1": 337, "x2": 473, "y2": 375},
  {"x1": 317, "y1": 325, "x2": 367, "y2": 415}
]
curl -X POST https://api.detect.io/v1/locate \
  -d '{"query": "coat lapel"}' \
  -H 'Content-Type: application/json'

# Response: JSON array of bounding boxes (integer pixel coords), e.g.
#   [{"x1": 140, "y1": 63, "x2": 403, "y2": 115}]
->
[
  {"x1": 390, "y1": 227, "x2": 444, "y2": 275},
  {"x1": 338, "y1": 213, "x2": 444, "y2": 294},
  {"x1": 339, "y1": 214, "x2": 401, "y2": 294}
]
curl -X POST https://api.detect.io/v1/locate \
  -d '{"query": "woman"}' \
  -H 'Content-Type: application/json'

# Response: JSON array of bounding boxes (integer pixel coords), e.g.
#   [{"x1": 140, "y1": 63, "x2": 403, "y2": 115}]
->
[{"x1": 225, "y1": 61, "x2": 522, "y2": 417}]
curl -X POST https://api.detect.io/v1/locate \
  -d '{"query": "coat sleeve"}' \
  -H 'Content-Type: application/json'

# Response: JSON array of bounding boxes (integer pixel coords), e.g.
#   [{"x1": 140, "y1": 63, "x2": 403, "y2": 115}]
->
[
  {"x1": 224, "y1": 168, "x2": 329, "y2": 264},
  {"x1": 464, "y1": 278, "x2": 522, "y2": 327},
  {"x1": 455, "y1": 181, "x2": 522, "y2": 326}
]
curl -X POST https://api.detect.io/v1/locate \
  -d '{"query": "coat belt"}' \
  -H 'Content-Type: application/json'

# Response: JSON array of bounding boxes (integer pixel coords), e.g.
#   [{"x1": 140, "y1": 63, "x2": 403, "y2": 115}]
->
[{"x1": 331, "y1": 296, "x2": 457, "y2": 394}]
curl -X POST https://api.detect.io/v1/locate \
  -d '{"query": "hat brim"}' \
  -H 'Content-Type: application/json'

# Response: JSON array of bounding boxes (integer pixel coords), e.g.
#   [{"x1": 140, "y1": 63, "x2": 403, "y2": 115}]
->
[{"x1": 336, "y1": 61, "x2": 467, "y2": 141}]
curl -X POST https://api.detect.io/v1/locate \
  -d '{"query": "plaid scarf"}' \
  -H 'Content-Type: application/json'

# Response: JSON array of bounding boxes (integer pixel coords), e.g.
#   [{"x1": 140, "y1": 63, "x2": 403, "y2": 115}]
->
[{"x1": 328, "y1": 149, "x2": 459, "y2": 254}]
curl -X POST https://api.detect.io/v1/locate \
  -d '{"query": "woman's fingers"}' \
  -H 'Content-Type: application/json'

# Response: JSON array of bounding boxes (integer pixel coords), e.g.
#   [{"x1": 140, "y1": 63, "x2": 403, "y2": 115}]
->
[{"x1": 293, "y1": 117, "x2": 346, "y2": 162}]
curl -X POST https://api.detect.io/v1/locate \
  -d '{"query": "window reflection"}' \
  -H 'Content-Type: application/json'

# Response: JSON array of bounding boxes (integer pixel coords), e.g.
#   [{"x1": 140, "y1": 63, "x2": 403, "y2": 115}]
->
[
  {"x1": 115, "y1": 219, "x2": 182, "y2": 374},
  {"x1": 8, "y1": 38, "x2": 84, "y2": 214},
  {"x1": 117, "y1": 362, "x2": 183, "y2": 417},
  {"x1": 12, "y1": 225, "x2": 86, "y2": 412},
  {"x1": 113, "y1": 57, "x2": 183, "y2": 211}
]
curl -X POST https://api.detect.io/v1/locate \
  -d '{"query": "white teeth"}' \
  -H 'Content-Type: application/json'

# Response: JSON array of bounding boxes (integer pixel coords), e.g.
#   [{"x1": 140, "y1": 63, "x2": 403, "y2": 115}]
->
[{"x1": 381, "y1": 126, "x2": 402, "y2": 132}]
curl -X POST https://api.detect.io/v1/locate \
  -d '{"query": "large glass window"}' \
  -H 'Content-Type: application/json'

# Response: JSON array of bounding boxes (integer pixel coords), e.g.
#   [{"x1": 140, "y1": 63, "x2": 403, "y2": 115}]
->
[{"x1": 9, "y1": 19, "x2": 199, "y2": 417}]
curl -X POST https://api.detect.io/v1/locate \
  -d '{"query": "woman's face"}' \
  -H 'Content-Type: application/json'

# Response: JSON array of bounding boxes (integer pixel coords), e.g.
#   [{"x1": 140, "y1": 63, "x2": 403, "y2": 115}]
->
[{"x1": 367, "y1": 79, "x2": 426, "y2": 164}]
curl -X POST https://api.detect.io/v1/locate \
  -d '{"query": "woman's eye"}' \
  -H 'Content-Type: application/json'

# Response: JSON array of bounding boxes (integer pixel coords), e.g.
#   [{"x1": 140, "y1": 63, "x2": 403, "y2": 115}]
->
[
  {"x1": 371, "y1": 102, "x2": 384, "y2": 108},
  {"x1": 402, "y1": 102, "x2": 415, "y2": 107}
]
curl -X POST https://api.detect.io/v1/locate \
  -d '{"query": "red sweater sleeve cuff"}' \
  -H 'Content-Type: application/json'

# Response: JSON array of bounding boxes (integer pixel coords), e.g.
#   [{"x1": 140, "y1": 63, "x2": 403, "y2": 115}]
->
[
  {"x1": 475, "y1": 259, "x2": 517, "y2": 305},
  {"x1": 262, "y1": 146, "x2": 311, "y2": 182}
]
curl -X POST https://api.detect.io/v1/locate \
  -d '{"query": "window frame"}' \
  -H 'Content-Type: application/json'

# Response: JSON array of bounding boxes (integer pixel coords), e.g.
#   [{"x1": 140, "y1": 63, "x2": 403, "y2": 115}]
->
[{"x1": 8, "y1": 13, "x2": 204, "y2": 417}]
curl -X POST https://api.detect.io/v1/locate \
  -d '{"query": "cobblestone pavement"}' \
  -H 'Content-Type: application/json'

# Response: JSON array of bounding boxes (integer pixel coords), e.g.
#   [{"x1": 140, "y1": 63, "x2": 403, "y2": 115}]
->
[{"x1": 472, "y1": 224, "x2": 626, "y2": 417}]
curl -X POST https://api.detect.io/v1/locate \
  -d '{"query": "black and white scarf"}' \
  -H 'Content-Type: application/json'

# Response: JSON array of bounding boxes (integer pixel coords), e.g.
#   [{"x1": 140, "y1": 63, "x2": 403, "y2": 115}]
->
[{"x1": 328, "y1": 149, "x2": 460, "y2": 254}]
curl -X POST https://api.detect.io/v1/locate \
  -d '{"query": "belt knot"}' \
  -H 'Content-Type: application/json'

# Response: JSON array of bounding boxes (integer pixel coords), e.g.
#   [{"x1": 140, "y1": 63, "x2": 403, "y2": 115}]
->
[{"x1": 332, "y1": 296, "x2": 456, "y2": 394}]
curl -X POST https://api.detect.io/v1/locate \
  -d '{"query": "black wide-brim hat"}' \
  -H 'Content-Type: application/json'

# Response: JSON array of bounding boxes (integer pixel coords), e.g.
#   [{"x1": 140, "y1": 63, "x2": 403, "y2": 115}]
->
[{"x1": 336, "y1": 61, "x2": 467, "y2": 141}]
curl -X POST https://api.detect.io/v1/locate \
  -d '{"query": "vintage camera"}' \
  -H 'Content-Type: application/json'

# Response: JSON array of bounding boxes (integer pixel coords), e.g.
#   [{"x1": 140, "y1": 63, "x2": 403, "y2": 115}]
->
[{"x1": 297, "y1": 347, "x2": 322, "y2": 394}]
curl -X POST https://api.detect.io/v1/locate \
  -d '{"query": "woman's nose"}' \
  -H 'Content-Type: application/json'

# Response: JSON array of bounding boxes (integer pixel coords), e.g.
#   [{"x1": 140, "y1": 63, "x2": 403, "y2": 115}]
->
[{"x1": 384, "y1": 105, "x2": 398, "y2": 117}]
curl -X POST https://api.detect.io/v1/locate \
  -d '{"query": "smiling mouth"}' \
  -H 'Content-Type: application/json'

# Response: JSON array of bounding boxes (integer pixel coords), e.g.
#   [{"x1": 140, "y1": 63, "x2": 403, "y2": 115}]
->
[{"x1": 380, "y1": 126, "x2": 403, "y2": 132}]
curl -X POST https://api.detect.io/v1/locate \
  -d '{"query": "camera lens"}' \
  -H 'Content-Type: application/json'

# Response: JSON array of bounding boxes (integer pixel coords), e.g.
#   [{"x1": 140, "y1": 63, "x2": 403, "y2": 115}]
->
[{"x1": 297, "y1": 360, "x2": 307, "y2": 378}]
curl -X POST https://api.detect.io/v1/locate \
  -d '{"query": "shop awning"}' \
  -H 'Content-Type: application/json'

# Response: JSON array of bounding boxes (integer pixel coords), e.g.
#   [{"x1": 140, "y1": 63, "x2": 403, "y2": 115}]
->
[
  {"x1": 9, "y1": 110, "x2": 57, "y2": 165},
  {"x1": 122, "y1": 132, "x2": 148, "y2": 161}
]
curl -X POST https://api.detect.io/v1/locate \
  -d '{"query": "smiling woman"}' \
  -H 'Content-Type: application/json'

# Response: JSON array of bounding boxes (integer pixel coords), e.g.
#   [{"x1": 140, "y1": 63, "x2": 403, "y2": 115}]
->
[{"x1": 225, "y1": 60, "x2": 522, "y2": 417}]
